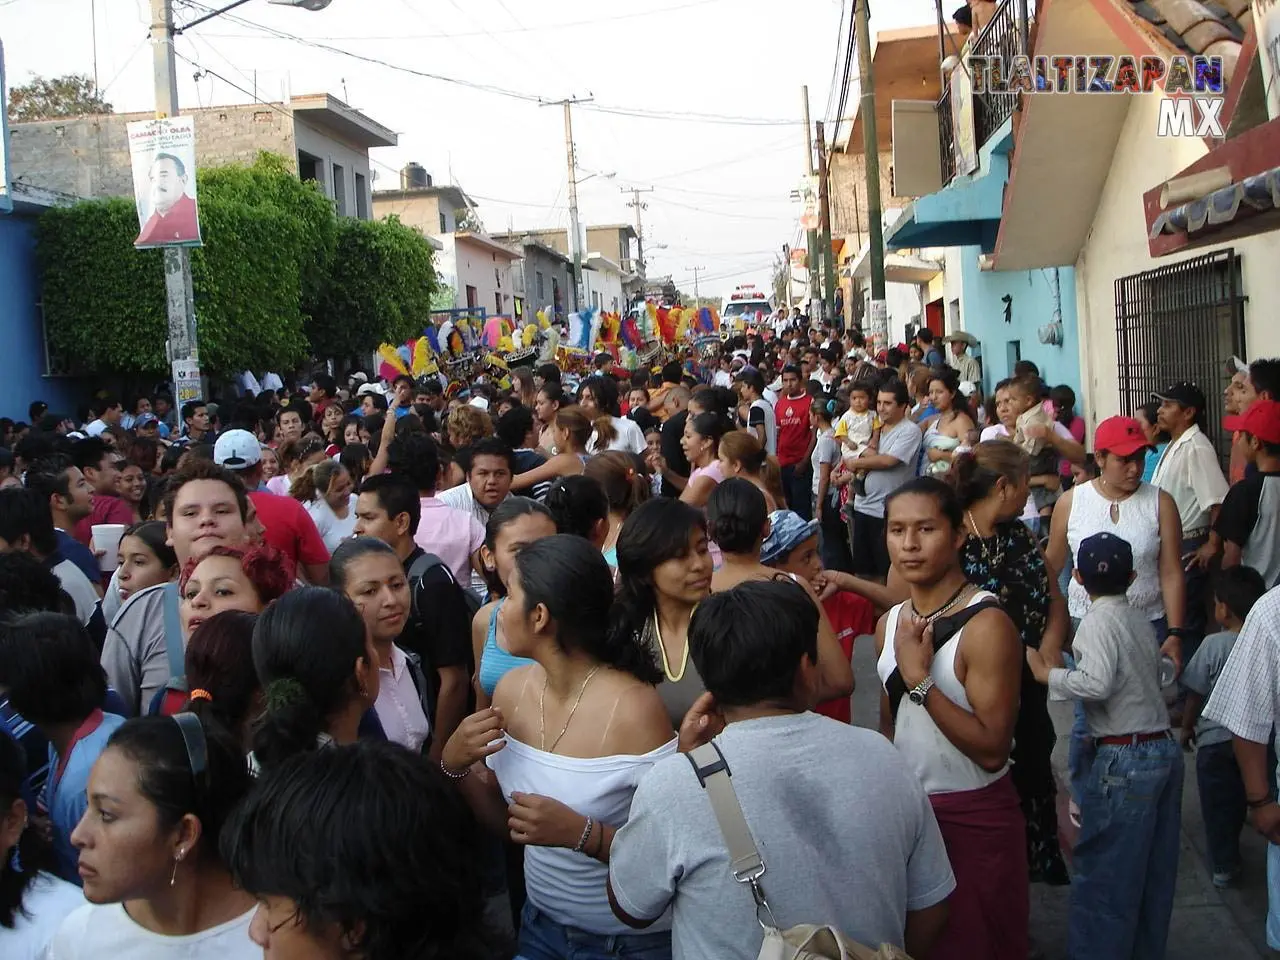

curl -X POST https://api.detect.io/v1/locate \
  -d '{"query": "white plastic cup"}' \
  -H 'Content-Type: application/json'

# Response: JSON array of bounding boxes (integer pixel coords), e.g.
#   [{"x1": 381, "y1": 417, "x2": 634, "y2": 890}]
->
[{"x1": 91, "y1": 523, "x2": 128, "y2": 572}]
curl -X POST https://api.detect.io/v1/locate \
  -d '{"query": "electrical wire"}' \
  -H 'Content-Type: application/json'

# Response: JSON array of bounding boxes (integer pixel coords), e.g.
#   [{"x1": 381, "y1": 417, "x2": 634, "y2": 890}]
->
[
  {"x1": 649, "y1": 195, "x2": 792, "y2": 222},
  {"x1": 830, "y1": 1, "x2": 858, "y2": 146}
]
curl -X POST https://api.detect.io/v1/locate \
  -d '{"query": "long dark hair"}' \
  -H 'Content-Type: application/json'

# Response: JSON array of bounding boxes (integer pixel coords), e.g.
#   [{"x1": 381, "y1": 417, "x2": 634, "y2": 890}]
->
[
  {"x1": 251, "y1": 588, "x2": 369, "y2": 772},
  {"x1": 0, "y1": 733, "x2": 55, "y2": 927},
  {"x1": 515, "y1": 535, "x2": 660, "y2": 683},
  {"x1": 610, "y1": 498, "x2": 706, "y2": 653},
  {"x1": 929, "y1": 367, "x2": 973, "y2": 420},
  {"x1": 221, "y1": 742, "x2": 496, "y2": 960},
  {"x1": 184, "y1": 610, "x2": 261, "y2": 743},
  {"x1": 483, "y1": 497, "x2": 554, "y2": 598}
]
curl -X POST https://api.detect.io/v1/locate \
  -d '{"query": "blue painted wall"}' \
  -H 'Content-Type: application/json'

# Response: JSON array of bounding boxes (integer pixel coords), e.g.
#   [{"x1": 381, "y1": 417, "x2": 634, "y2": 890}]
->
[
  {"x1": 0, "y1": 212, "x2": 82, "y2": 423},
  {"x1": 958, "y1": 249, "x2": 1082, "y2": 400}
]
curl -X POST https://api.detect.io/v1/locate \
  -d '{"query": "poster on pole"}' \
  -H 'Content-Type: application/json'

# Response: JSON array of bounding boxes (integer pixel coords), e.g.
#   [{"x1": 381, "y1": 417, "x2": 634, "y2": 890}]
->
[
  {"x1": 128, "y1": 117, "x2": 203, "y2": 249},
  {"x1": 950, "y1": 64, "x2": 979, "y2": 177},
  {"x1": 171, "y1": 359, "x2": 202, "y2": 406},
  {"x1": 869, "y1": 299, "x2": 889, "y2": 345},
  {"x1": 1256, "y1": 0, "x2": 1280, "y2": 120}
]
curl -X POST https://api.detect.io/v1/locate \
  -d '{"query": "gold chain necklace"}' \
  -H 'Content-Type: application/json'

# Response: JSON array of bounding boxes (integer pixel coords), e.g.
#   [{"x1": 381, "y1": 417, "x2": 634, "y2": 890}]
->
[
  {"x1": 910, "y1": 582, "x2": 975, "y2": 625},
  {"x1": 539, "y1": 666, "x2": 600, "y2": 753},
  {"x1": 966, "y1": 510, "x2": 1006, "y2": 572},
  {"x1": 653, "y1": 609, "x2": 688, "y2": 682}
]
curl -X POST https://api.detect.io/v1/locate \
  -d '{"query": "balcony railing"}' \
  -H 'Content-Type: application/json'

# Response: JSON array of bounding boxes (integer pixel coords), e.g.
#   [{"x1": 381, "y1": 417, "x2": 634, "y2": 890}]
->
[{"x1": 938, "y1": 86, "x2": 957, "y2": 187}]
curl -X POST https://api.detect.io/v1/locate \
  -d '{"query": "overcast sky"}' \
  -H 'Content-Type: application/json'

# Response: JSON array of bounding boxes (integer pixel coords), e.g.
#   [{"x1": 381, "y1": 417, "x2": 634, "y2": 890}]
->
[{"x1": 2, "y1": 0, "x2": 945, "y2": 298}]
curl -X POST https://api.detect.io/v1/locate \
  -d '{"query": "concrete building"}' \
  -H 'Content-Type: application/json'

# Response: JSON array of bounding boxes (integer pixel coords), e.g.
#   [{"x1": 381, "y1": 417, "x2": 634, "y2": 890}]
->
[
  {"x1": 583, "y1": 254, "x2": 627, "y2": 315},
  {"x1": 7, "y1": 94, "x2": 396, "y2": 219},
  {"x1": 490, "y1": 233, "x2": 573, "y2": 320},
  {"x1": 372, "y1": 178, "x2": 474, "y2": 237},
  {"x1": 433, "y1": 232, "x2": 523, "y2": 318},
  {"x1": 507, "y1": 224, "x2": 642, "y2": 302}
]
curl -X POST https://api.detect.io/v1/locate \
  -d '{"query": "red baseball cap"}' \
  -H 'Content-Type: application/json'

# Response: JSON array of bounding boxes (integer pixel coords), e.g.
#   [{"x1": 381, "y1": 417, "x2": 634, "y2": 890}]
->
[
  {"x1": 1225, "y1": 399, "x2": 1280, "y2": 445},
  {"x1": 1094, "y1": 416, "x2": 1153, "y2": 457}
]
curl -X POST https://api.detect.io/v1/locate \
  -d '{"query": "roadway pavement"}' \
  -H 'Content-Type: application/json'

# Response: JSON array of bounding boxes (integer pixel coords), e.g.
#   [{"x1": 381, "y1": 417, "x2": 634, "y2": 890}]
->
[{"x1": 848, "y1": 637, "x2": 1276, "y2": 959}]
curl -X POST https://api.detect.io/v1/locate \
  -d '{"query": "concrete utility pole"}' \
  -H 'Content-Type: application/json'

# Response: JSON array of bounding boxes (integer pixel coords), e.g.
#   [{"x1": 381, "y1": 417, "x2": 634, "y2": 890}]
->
[
  {"x1": 150, "y1": 0, "x2": 202, "y2": 406},
  {"x1": 801, "y1": 85, "x2": 820, "y2": 305},
  {"x1": 684, "y1": 266, "x2": 706, "y2": 304},
  {"x1": 542, "y1": 97, "x2": 593, "y2": 312},
  {"x1": 855, "y1": 0, "x2": 888, "y2": 345},
  {"x1": 814, "y1": 121, "x2": 836, "y2": 323},
  {"x1": 624, "y1": 186, "x2": 653, "y2": 283}
]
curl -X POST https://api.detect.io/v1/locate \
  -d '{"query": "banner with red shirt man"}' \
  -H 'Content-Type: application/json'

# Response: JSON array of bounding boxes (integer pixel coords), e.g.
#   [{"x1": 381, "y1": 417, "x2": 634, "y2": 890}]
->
[{"x1": 128, "y1": 116, "x2": 203, "y2": 249}]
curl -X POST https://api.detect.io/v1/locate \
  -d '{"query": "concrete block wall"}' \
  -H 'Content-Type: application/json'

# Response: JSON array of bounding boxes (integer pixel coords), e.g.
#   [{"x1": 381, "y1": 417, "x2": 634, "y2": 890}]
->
[{"x1": 828, "y1": 149, "x2": 898, "y2": 239}]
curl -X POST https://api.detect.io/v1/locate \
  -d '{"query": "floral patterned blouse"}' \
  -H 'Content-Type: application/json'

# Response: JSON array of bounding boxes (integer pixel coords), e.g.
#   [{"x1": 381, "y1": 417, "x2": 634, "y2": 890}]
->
[{"x1": 959, "y1": 518, "x2": 1050, "y2": 650}]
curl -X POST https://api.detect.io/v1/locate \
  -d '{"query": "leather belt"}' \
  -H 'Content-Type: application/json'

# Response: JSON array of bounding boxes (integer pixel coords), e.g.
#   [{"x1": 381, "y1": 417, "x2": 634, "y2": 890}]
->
[{"x1": 1095, "y1": 730, "x2": 1172, "y2": 747}]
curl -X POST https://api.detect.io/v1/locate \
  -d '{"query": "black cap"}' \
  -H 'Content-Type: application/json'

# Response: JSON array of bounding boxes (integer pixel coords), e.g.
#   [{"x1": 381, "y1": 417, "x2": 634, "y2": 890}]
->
[{"x1": 1151, "y1": 381, "x2": 1206, "y2": 412}]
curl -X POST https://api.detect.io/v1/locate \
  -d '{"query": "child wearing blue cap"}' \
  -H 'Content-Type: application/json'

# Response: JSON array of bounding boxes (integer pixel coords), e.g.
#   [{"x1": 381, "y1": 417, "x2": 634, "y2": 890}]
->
[{"x1": 1026, "y1": 531, "x2": 1182, "y2": 960}]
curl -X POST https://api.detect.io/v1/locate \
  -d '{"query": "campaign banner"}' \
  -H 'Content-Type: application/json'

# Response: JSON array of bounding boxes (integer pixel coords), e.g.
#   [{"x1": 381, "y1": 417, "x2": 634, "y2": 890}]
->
[{"x1": 128, "y1": 116, "x2": 203, "y2": 249}]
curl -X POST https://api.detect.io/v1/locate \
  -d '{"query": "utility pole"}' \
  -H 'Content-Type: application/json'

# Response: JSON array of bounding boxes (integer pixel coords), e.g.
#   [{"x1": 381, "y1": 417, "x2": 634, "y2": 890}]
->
[
  {"x1": 815, "y1": 121, "x2": 836, "y2": 324},
  {"x1": 855, "y1": 0, "x2": 887, "y2": 346},
  {"x1": 623, "y1": 186, "x2": 653, "y2": 284},
  {"x1": 150, "y1": 0, "x2": 202, "y2": 406},
  {"x1": 800, "y1": 85, "x2": 820, "y2": 306},
  {"x1": 684, "y1": 266, "x2": 706, "y2": 305},
  {"x1": 541, "y1": 97, "x2": 592, "y2": 312}
]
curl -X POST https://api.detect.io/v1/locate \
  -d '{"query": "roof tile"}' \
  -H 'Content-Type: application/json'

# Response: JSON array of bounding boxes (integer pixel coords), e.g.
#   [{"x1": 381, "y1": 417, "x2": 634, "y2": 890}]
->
[{"x1": 1120, "y1": 0, "x2": 1251, "y2": 82}]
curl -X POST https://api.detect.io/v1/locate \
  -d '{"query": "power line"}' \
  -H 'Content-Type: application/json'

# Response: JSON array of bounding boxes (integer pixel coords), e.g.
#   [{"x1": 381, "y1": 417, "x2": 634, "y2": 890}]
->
[{"x1": 649, "y1": 195, "x2": 793, "y2": 222}]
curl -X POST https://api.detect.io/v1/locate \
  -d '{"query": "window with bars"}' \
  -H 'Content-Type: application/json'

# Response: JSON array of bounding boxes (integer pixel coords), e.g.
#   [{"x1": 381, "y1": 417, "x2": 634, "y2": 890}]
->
[{"x1": 1114, "y1": 249, "x2": 1247, "y2": 469}]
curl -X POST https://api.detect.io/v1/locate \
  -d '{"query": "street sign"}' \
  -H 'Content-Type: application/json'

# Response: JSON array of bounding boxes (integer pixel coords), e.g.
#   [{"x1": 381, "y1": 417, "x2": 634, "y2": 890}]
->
[{"x1": 171, "y1": 359, "x2": 202, "y2": 405}]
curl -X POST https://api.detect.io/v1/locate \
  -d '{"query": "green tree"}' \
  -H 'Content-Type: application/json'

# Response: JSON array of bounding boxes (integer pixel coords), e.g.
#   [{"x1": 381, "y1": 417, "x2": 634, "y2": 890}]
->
[
  {"x1": 7, "y1": 73, "x2": 112, "y2": 122},
  {"x1": 431, "y1": 283, "x2": 457, "y2": 312},
  {"x1": 312, "y1": 215, "x2": 437, "y2": 357}
]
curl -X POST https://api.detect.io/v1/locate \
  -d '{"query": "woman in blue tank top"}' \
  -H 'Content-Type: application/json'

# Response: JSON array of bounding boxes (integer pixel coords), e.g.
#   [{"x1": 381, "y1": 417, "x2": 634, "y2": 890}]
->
[{"x1": 472, "y1": 498, "x2": 559, "y2": 709}]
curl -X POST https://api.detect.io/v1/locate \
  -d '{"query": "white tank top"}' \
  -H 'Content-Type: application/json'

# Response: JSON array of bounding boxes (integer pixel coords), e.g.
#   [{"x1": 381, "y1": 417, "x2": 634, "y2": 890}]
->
[
  {"x1": 487, "y1": 734, "x2": 677, "y2": 935},
  {"x1": 876, "y1": 591, "x2": 1010, "y2": 795},
  {"x1": 1065, "y1": 480, "x2": 1163, "y2": 621}
]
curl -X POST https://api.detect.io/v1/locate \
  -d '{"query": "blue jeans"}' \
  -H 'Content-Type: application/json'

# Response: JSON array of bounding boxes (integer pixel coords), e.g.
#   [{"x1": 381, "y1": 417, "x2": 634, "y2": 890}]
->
[
  {"x1": 1065, "y1": 617, "x2": 1167, "y2": 805},
  {"x1": 1196, "y1": 740, "x2": 1245, "y2": 876},
  {"x1": 1068, "y1": 736, "x2": 1183, "y2": 960},
  {"x1": 517, "y1": 903, "x2": 672, "y2": 960}
]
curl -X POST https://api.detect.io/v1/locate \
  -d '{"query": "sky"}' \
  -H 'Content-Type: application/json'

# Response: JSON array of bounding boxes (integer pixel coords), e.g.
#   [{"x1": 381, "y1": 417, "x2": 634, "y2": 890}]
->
[{"x1": 1, "y1": 0, "x2": 946, "y2": 298}]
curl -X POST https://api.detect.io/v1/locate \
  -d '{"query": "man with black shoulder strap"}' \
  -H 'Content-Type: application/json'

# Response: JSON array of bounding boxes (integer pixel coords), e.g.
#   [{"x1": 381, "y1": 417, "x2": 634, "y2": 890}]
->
[
  {"x1": 354, "y1": 473, "x2": 475, "y2": 761},
  {"x1": 608, "y1": 578, "x2": 953, "y2": 960}
]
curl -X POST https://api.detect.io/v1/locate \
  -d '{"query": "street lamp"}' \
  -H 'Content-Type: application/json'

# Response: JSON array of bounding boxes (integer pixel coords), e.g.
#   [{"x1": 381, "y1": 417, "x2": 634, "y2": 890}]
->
[{"x1": 574, "y1": 171, "x2": 616, "y2": 186}]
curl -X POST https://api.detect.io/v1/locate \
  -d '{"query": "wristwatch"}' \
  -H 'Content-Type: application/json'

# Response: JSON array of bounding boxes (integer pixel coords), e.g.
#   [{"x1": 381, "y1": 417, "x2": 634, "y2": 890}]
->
[{"x1": 908, "y1": 676, "x2": 935, "y2": 706}]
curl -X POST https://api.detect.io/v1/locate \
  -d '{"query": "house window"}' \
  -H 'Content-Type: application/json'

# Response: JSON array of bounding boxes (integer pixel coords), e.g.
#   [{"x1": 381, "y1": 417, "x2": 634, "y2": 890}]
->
[
  {"x1": 536, "y1": 271, "x2": 545, "y2": 302},
  {"x1": 440, "y1": 212, "x2": 448, "y2": 233},
  {"x1": 496, "y1": 292, "x2": 504, "y2": 315},
  {"x1": 354, "y1": 172, "x2": 368, "y2": 219},
  {"x1": 298, "y1": 152, "x2": 321, "y2": 185},
  {"x1": 1115, "y1": 249, "x2": 1246, "y2": 468},
  {"x1": 514, "y1": 297, "x2": 523, "y2": 318},
  {"x1": 466, "y1": 285, "x2": 478, "y2": 309},
  {"x1": 332, "y1": 163, "x2": 347, "y2": 216},
  {"x1": 495, "y1": 267, "x2": 502, "y2": 289}
]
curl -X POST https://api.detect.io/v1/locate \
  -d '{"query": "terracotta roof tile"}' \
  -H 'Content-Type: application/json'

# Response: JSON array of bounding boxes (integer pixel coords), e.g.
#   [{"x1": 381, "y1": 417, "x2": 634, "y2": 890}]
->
[{"x1": 1120, "y1": 0, "x2": 1251, "y2": 82}]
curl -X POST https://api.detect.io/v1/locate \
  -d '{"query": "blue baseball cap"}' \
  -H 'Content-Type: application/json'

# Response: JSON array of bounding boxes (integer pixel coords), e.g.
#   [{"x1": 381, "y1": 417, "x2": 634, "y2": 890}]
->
[
  {"x1": 1077, "y1": 532, "x2": 1133, "y2": 584},
  {"x1": 760, "y1": 510, "x2": 820, "y2": 565}
]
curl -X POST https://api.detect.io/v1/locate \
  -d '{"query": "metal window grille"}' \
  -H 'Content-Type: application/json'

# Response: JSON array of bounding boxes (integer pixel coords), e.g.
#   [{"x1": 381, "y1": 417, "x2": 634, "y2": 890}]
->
[{"x1": 1114, "y1": 249, "x2": 1247, "y2": 468}]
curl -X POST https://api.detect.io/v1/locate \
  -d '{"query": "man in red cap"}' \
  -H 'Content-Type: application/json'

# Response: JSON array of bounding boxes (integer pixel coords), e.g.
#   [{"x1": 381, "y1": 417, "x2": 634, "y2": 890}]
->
[{"x1": 1216, "y1": 400, "x2": 1280, "y2": 589}]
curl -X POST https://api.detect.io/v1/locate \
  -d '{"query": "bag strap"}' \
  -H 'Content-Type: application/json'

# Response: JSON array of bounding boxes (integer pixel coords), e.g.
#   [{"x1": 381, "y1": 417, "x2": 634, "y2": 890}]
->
[
  {"x1": 686, "y1": 742, "x2": 766, "y2": 886},
  {"x1": 161, "y1": 582, "x2": 184, "y2": 680},
  {"x1": 884, "y1": 597, "x2": 1001, "y2": 724}
]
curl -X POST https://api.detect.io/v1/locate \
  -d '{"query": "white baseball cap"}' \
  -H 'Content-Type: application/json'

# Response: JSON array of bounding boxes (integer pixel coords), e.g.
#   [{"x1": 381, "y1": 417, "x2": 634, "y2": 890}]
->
[
  {"x1": 213, "y1": 429, "x2": 262, "y2": 470},
  {"x1": 356, "y1": 383, "x2": 384, "y2": 398}
]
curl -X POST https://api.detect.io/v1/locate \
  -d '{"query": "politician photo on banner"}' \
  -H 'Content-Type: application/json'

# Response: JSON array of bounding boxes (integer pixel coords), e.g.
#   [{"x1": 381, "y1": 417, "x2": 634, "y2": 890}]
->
[{"x1": 128, "y1": 115, "x2": 203, "y2": 249}]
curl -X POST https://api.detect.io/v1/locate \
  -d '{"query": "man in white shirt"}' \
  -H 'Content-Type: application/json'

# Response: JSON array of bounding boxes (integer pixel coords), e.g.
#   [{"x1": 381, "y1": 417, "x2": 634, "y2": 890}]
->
[
  {"x1": 1152, "y1": 381, "x2": 1230, "y2": 656},
  {"x1": 944, "y1": 332, "x2": 982, "y2": 385}
]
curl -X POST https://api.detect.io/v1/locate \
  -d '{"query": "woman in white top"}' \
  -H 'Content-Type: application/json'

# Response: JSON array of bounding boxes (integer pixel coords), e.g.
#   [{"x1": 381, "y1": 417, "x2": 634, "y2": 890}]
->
[
  {"x1": 291, "y1": 459, "x2": 357, "y2": 553},
  {"x1": 579, "y1": 376, "x2": 648, "y2": 456},
  {"x1": 0, "y1": 734, "x2": 85, "y2": 960},
  {"x1": 51, "y1": 713, "x2": 258, "y2": 959},
  {"x1": 443, "y1": 534, "x2": 677, "y2": 960},
  {"x1": 264, "y1": 436, "x2": 327, "y2": 498},
  {"x1": 874, "y1": 477, "x2": 1027, "y2": 960}
]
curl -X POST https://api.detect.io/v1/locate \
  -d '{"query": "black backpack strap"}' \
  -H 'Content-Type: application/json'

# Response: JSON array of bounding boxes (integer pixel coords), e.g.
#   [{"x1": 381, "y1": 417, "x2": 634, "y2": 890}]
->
[
  {"x1": 402, "y1": 649, "x2": 437, "y2": 755},
  {"x1": 885, "y1": 598, "x2": 1002, "y2": 724}
]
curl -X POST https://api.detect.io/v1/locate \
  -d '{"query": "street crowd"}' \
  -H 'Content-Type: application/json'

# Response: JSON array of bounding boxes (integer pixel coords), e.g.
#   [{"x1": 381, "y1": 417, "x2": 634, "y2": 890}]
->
[{"x1": 1, "y1": 310, "x2": 1280, "y2": 960}]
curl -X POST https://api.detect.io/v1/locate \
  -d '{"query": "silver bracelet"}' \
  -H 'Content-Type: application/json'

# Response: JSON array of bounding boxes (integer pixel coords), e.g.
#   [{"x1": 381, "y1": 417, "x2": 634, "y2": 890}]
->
[
  {"x1": 439, "y1": 759, "x2": 470, "y2": 780},
  {"x1": 574, "y1": 816, "x2": 595, "y2": 853}
]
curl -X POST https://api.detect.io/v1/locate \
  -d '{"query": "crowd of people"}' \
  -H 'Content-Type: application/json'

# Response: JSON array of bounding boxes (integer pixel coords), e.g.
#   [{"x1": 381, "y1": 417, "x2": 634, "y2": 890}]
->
[{"x1": 0, "y1": 314, "x2": 1279, "y2": 960}]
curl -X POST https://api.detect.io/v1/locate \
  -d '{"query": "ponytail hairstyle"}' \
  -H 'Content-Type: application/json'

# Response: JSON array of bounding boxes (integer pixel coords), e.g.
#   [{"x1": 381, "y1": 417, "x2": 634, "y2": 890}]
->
[
  {"x1": 545, "y1": 475, "x2": 610, "y2": 542},
  {"x1": 929, "y1": 367, "x2": 973, "y2": 420},
  {"x1": 184, "y1": 610, "x2": 261, "y2": 749},
  {"x1": 948, "y1": 439, "x2": 1030, "y2": 509},
  {"x1": 482, "y1": 497, "x2": 555, "y2": 597},
  {"x1": 579, "y1": 376, "x2": 621, "y2": 447},
  {"x1": 761, "y1": 455, "x2": 786, "y2": 507},
  {"x1": 718, "y1": 431, "x2": 767, "y2": 475},
  {"x1": 291, "y1": 458, "x2": 347, "y2": 505},
  {"x1": 810, "y1": 393, "x2": 846, "y2": 425},
  {"x1": 686, "y1": 412, "x2": 731, "y2": 463},
  {"x1": 250, "y1": 587, "x2": 371, "y2": 772},
  {"x1": 515, "y1": 535, "x2": 660, "y2": 683},
  {"x1": 611, "y1": 498, "x2": 707, "y2": 650},
  {"x1": 554, "y1": 406, "x2": 594, "y2": 451},
  {"x1": 583, "y1": 450, "x2": 650, "y2": 517},
  {"x1": 339, "y1": 442, "x2": 371, "y2": 489},
  {"x1": 706, "y1": 477, "x2": 768, "y2": 554}
]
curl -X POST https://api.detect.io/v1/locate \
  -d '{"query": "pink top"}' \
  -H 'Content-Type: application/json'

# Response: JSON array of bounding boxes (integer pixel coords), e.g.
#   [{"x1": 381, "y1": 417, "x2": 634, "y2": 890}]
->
[
  {"x1": 414, "y1": 496, "x2": 485, "y2": 584},
  {"x1": 688, "y1": 460, "x2": 725, "y2": 488},
  {"x1": 1058, "y1": 414, "x2": 1086, "y2": 477},
  {"x1": 375, "y1": 644, "x2": 431, "y2": 752}
]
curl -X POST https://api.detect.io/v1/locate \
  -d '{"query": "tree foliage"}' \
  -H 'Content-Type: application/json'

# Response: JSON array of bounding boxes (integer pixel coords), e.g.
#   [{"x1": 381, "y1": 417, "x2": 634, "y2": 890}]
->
[
  {"x1": 34, "y1": 152, "x2": 438, "y2": 375},
  {"x1": 7, "y1": 73, "x2": 112, "y2": 122},
  {"x1": 311, "y1": 216, "x2": 437, "y2": 358}
]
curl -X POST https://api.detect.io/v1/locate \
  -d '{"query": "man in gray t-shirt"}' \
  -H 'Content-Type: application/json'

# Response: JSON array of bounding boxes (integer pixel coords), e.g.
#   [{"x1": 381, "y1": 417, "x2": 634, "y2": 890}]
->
[
  {"x1": 608, "y1": 579, "x2": 954, "y2": 960},
  {"x1": 848, "y1": 380, "x2": 922, "y2": 578}
]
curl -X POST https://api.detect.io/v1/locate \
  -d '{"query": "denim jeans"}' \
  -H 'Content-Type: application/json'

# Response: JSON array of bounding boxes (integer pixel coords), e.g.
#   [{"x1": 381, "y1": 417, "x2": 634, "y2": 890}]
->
[
  {"x1": 1069, "y1": 736, "x2": 1183, "y2": 960},
  {"x1": 1065, "y1": 617, "x2": 1168, "y2": 805},
  {"x1": 517, "y1": 903, "x2": 672, "y2": 960},
  {"x1": 1196, "y1": 740, "x2": 1245, "y2": 876}
]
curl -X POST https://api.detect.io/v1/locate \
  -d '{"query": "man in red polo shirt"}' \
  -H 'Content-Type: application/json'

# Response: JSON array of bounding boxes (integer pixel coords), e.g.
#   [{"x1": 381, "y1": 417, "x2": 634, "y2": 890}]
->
[
  {"x1": 212, "y1": 430, "x2": 329, "y2": 584},
  {"x1": 135, "y1": 153, "x2": 200, "y2": 247},
  {"x1": 774, "y1": 365, "x2": 814, "y2": 517}
]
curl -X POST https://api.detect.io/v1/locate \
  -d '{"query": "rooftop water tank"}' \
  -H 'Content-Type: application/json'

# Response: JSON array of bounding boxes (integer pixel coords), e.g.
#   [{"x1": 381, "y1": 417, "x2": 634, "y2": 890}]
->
[{"x1": 400, "y1": 163, "x2": 430, "y2": 190}]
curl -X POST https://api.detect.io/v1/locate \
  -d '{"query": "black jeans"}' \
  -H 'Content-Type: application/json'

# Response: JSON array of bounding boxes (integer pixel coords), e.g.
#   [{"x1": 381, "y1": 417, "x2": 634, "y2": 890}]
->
[
  {"x1": 790, "y1": 463, "x2": 814, "y2": 521},
  {"x1": 818, "y1": 494, "x2": 853, "y2": 573},
  {"x1": 849, "y1": 510, "x2": 889, "y2": 578},
  {"x1": 1196, "y1": 739, "x2": 1246, "y2": 875}
]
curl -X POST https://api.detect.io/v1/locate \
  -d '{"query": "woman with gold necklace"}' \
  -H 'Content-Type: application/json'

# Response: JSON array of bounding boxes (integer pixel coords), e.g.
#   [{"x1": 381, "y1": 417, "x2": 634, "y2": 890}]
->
[
  {"x1": 442, "y1": 534, "x2": 676, "y2": 960},
  {"x1": 609, "y1": 497, "x2": 715, "y2": 728}
]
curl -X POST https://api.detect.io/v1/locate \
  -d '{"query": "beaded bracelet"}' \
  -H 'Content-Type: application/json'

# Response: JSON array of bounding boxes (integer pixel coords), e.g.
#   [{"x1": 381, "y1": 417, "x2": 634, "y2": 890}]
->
[
  {"x1": 574, "y1": 816, "x2": 595, "y2": 853},
  {"x1": 439, "y1": 759, "x2": 471, "y2": 780}
]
